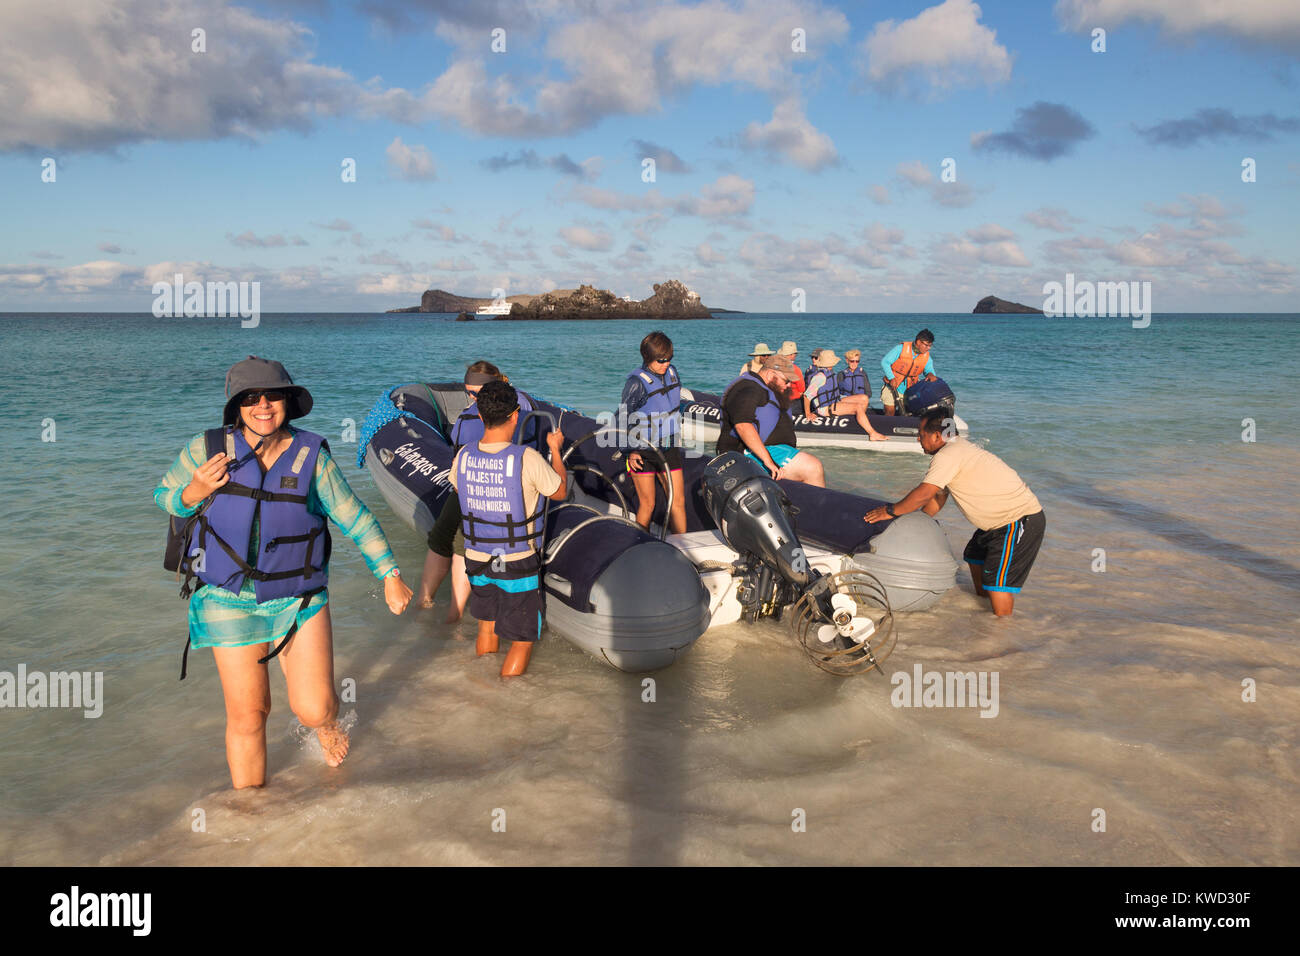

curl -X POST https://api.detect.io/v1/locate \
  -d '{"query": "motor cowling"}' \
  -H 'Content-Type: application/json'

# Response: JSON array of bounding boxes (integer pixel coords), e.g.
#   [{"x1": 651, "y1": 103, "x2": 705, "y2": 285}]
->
[
  {"x1": 901, "y1": 377, "x2": 956, "y2": 417},
  {"x1": 700, "y1": 453, "x2": 814, "y2": 590}
]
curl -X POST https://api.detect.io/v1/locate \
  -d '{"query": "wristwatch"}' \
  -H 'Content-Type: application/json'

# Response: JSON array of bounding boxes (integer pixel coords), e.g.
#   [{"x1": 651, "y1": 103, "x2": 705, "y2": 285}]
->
[
  {"x1": 386, "y1": 568, "x2": 402, "y2": 579},
  {"x1": 885, "y1": 504, "x2": 896, "y2": 517}
]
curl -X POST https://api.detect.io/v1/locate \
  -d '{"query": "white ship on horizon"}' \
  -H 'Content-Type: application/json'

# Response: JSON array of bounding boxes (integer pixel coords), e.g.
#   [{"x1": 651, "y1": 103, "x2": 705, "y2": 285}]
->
[{"x1": 475, "y1": 301, "x2": 514, "y2": 315}]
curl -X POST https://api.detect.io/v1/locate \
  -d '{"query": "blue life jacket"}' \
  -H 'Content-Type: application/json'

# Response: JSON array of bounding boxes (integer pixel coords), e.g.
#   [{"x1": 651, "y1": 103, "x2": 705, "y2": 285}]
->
[
  {"x1": 451, "y1": 390, "x2": 535, "y2": 449},
  {"x1": 723, "y1": 371, "x2": 784, "y2": 443},
  {"x1": 188, "y1": 427, "x2": 331, "y2": 603},
  {"x1": 808, "y1": 368, "x2": 842, "y2": 413},
  {"x1": 458, "y1": 442, "x2": 545, "y2": 556},
  {"x1": 627, "y1": 363, "x2": 681, "y2": 445},
  {"x1": 838, "y1": 365, "x2": 867, "y2": 396}
]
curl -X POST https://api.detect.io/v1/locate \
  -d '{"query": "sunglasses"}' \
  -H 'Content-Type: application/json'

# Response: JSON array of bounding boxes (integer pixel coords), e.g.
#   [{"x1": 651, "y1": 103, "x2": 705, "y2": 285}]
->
[
  {"x1": 652, "y1": 354, "x2": 673, "y2": 364},
  {"x1": 240, "y1": 390, "x2": 286, "y2": 406}
]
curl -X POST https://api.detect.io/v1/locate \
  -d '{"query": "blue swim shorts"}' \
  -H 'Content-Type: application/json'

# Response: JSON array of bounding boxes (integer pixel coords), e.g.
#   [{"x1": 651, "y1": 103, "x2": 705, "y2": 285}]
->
[{"x1": 744, "y1": 443, "x2": 799, "y2": 469}]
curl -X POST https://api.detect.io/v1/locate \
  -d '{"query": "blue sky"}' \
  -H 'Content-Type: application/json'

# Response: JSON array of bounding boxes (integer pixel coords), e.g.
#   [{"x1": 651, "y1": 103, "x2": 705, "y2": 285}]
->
[{"x1": 2, "y1": 0, "x2": 1298, "y2": 312}]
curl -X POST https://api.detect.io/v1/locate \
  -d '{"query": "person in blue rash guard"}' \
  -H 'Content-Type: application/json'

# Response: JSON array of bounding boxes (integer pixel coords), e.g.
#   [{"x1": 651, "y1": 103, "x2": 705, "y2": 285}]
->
[
  {"x1": 879, "y1": 329, "x2": 937, "y2": 415},
  {"x1": 154, "y1": 356, "x2": 412, "y2": 788},
  {"x1": 621, "y1": 330, "x2": 688, "y2": 534}
]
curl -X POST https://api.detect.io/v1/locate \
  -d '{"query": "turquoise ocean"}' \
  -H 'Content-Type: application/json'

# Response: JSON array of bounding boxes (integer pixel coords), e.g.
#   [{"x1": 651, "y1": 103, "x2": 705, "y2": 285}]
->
[{"x1": 1, "y1": 312, "x2": 1297, "y2": 864}]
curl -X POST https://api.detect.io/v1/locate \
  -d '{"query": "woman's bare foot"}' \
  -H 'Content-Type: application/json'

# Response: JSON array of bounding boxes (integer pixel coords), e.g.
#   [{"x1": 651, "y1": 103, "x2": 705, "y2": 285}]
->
[
  {"x1": 415, "y1": 593, "x2": 435, "y2": 609},
  {"x1": 315, "y1": 721, "x2": 350, "y2": 767},
  {"x1": 445, "y1": 607, "x2": 463, "y2": 624},
  {"x1": 869, "y1": 432, "x2": 890, "y2": 442}
]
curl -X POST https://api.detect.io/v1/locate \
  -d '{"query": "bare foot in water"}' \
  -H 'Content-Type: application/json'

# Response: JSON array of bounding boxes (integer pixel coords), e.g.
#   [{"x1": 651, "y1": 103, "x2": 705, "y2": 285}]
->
[
  {"x1": 415, "y1": 592, "x2": 435, "y2": 609},
  {"x1": 445, "y1": 607, "x2": 463, "y2": 625},
  {"x1": 501, "y1": 641, "x2": 533, "y2": 676},
  {"x1": 315, "y1": 721, "x2": 350, "y2": 767},
  {"x1": 476, "y1": 623, "x2": 499, "y2": 656}
]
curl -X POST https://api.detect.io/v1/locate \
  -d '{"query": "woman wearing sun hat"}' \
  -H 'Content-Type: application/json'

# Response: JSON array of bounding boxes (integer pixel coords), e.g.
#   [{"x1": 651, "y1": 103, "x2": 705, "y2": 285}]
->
[
  {"x1": 154, "y1": 356, "x2": 412, "y2": 788},
  {"x1": 802, "y1": 349, "x2": 889, "y2": 441}
]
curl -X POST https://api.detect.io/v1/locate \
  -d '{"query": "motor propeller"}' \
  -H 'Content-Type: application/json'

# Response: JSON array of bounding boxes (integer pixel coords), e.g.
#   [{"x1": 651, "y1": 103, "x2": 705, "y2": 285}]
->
[{"x1": 816, "y1": 592, "x2": 877, "y2": 645}]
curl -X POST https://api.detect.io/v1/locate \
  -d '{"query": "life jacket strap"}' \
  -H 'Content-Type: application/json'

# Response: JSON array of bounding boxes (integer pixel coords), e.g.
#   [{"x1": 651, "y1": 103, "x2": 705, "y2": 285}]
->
[
  {"x1": 218, "y1": 482, "x2": 310, "y2": 504},
  {"x1": 462, "y1": 509, "x2": 547, "y2": 549},
  {"x1": 257, "y1": 587, "x2": 327, "y2": 665}
]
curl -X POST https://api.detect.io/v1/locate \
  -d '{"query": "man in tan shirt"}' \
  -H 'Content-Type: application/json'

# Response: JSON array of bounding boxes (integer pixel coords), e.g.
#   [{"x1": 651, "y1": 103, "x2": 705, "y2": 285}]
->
[{"x1": 864, "y1": 410, "x2": 1045, "y2": 616}]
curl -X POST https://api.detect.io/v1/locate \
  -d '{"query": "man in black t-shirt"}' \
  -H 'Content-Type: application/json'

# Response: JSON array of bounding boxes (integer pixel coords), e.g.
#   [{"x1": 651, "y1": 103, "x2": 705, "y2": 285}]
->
[{"x1": 717, "y1": 355, "x2": 826, "y2": 487}]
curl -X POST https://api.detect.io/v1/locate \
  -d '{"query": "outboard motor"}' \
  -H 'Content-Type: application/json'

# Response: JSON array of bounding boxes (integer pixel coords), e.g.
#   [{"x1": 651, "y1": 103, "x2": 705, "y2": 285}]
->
[
  {"x1": 701, "y1": 452, "x2": 813, "y2": 597},
  {"x1": 901, "y1": 376, "x2": 956, "y2": 417},
  {"x1": 700, "y1": 452, "x2": 884, "y2": 674}
]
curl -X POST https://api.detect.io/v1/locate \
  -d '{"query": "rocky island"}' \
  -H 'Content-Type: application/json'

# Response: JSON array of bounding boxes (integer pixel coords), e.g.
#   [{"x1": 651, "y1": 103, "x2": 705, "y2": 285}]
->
[
  {"x1": 389, "y1": 279, "x2": 726, "y2": 319},
  {"x1": 973, "y1": 295, "x2": 1044, "y2": 314}
]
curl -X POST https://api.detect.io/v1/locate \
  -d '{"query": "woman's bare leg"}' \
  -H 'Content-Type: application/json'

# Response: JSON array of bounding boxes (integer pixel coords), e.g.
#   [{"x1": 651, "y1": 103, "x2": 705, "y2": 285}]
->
[
  {"x1": 211, "y1": 643, "x2": 272, "y2": 789},
  {"x1": 658, "y1": 469, "x2": 688, "y2": 534},
  {"x1": 276, "y1": 606, "x2": 348, "y2": 767},
  {"x1": 630, "y1": 471, "x2": 657, "y2": 529},
  {"x1": 832, "y1": 396, "x2": 888, "y2": 441}
]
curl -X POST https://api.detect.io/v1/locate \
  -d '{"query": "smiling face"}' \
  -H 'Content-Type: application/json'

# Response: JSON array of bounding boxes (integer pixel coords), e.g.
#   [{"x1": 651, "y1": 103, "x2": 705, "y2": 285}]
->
[{"x1": 239, "y1": 391, "x2": 288, "y2": 438}]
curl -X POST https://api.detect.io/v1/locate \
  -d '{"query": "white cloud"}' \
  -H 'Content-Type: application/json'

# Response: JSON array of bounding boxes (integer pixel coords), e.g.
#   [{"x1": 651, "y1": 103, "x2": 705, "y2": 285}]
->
[
  {"x1": 696, "y1": 242, "x2": 727, "y2": 266},
  {"x1": 896, "y1": 159, "x2": 934, "y2": 186},
  {"x1": 386, "y1": 137, "x2": 438, "y2": 181},
  {"x1": 740, "y1": 99, "x2": 838, "y2": 171},
  {"x1": 863, "y1": 0, "x2": 1013, "y2": 95},
  {"x1": 1022, "y1": 207, "x2": 1080, "y2": 232},
  {"x1": 406, "y1": 1, "x2": 850, "y2": 137},
  {"x1": 558, "y1": 225, "x2": 614, "y2": 251},
  {"x1": 0, "y1": 0, "x2": 360, "y2": 151},
  {"x1": 568, "y1": 174, "x2": 755, "y2": 221},
  {"x1": 894, "y1": 159, "x2": 978, "y2": 207},
  {"x1": 869, "y1": 184, "x2": 891, "y2": 205},
  {"x1": 1055, "y1": 0, "x2": 1300, "y2": 52}
]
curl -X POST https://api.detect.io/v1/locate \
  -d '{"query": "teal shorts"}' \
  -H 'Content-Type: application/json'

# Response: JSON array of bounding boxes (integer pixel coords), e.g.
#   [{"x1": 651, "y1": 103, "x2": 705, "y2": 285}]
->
[{"x1": 744, "y1": 444, "x2": 799, "y2": 469}]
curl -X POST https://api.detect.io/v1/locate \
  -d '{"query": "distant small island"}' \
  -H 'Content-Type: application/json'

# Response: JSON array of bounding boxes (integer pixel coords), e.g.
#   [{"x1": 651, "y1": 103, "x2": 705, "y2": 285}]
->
[
  {"x1": 973, "y1": 295, "x2": 1044, "y2": 314},
  {"x1": 390, "y1": 279, "x2": 737, "y2": 319}
]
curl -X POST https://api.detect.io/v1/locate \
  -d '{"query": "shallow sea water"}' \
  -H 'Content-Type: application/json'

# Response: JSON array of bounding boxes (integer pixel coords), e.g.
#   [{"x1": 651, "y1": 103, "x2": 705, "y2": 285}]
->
[{"x1": 1, "y1": 312, "x2": 1297, "y2": 865}]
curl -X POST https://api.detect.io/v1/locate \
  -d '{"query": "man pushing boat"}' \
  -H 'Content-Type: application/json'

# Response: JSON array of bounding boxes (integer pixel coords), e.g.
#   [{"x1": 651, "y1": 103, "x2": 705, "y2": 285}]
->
[{"x1": 864, "y1": 410, "x2": 1045, "y2": 616}]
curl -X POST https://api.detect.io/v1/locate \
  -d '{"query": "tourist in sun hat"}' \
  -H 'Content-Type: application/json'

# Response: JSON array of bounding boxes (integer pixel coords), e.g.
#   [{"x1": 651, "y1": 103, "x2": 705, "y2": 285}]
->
[
  {"x1": 741, "y1": 341, "x2": 776, "y2": 375},
  {"x1": 777, "y1": 341, "x2": 806, "y2": 399},
  {"x1": 803, "y1": 349, "x2": 889, "y2": 441},
  {"x1": 154, "y1": 356, "x2": 412, "y2": 787}
]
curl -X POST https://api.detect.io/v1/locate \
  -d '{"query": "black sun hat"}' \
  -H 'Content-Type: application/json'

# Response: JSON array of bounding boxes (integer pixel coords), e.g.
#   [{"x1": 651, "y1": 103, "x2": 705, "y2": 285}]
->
[{"x1": 222, "y1": 356, "x2": 314, "y2": 426}]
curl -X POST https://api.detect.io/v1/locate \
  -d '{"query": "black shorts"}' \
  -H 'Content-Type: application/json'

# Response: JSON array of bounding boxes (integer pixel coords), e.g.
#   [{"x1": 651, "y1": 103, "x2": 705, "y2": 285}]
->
[
  {"x1": 963, "y1": 510, "x2": 1046, "y2": 594},
  {"x1": 626, "y1": 444, "x2": 684, "y2": 474},
  {"x1": 464, "y1": 552, "x2": 544, "y2": 643}
]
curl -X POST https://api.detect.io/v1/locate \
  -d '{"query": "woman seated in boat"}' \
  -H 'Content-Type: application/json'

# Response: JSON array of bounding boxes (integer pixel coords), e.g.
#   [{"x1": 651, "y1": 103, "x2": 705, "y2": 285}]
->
[
  {"x1": 622, "y1": 331, "x2": 688, "y2": 533},
  {"x1": 803, "y1": 350, "x2": 889, "y2": 441}
]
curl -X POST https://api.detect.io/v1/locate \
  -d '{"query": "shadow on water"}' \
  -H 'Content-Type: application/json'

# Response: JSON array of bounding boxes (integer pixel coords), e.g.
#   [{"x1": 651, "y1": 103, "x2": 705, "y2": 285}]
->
[
  {"x1": 620, "y1": 661, "x2": 690, "y2": 866},
  {"x1": 1040, "y1": 469, "x2": 1300, "y2": 593}
]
